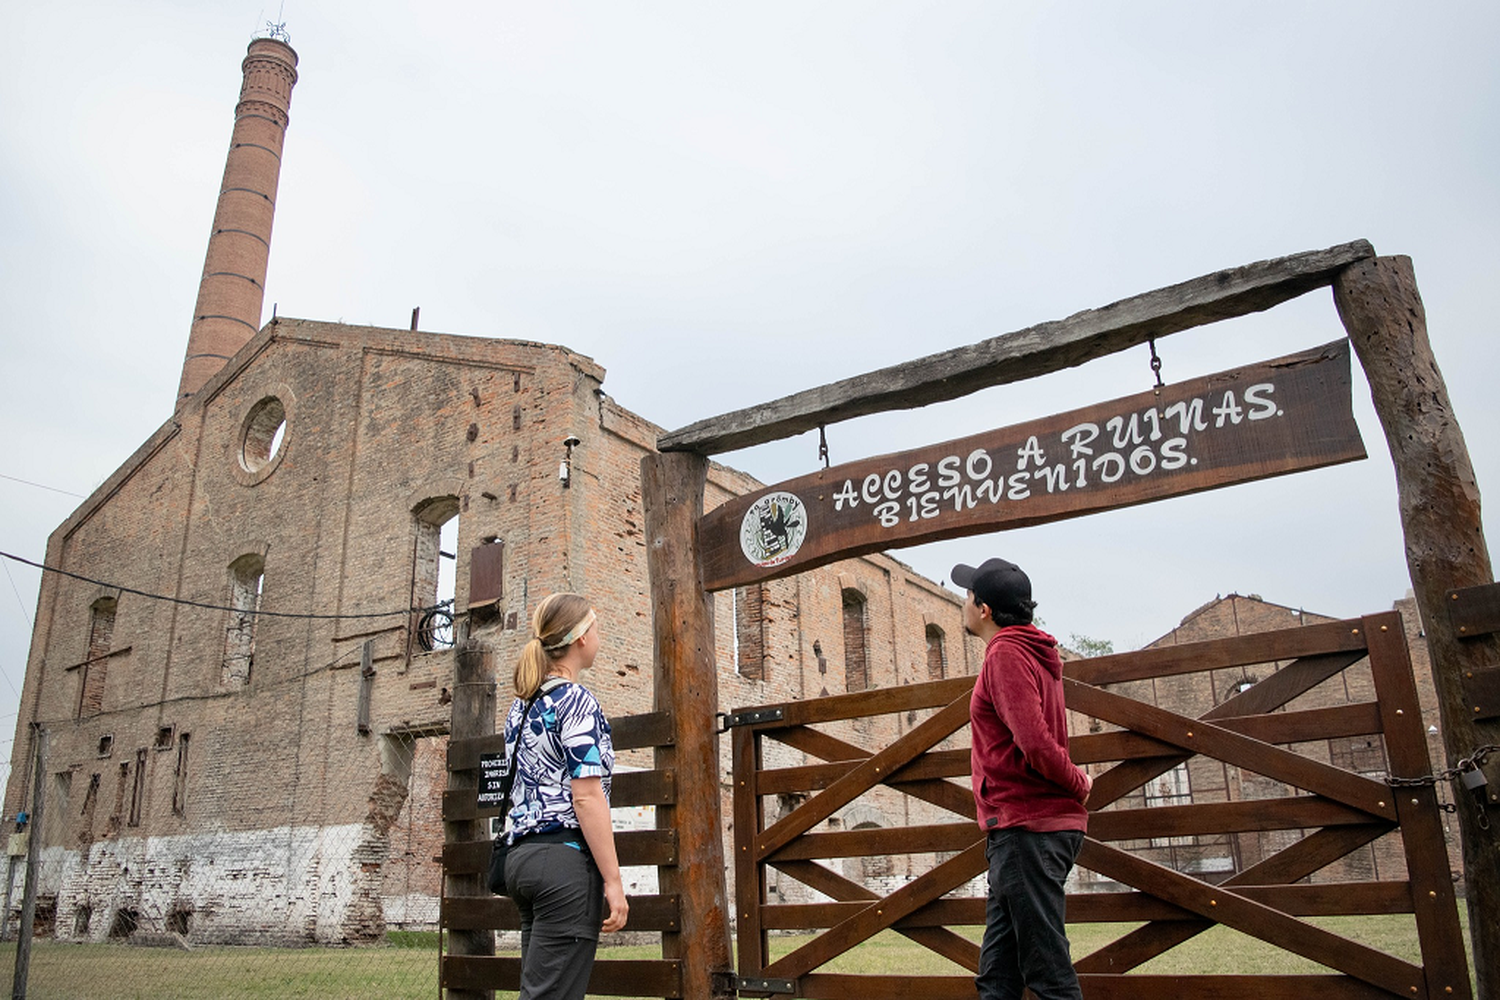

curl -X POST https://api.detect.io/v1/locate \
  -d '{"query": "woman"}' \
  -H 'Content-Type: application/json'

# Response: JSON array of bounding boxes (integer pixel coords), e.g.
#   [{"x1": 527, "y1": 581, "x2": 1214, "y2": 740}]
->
[{"x1": 501, "y1": 592, "x2": 628, "y2": 999}]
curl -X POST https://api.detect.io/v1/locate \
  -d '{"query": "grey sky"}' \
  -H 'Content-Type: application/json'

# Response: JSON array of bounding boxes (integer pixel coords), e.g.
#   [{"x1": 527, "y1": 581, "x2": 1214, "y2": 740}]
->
[{"x1": 3, "y1": 3, "x2": 1498, "y2": 788}]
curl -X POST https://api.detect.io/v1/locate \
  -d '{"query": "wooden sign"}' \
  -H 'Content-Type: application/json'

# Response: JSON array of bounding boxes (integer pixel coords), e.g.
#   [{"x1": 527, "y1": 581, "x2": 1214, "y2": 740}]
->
[
  {"x1": 699, "y1": 340, "x2": 1365, "y2": 592},
  {"x1": 476, "y1": 752, "x2": 507, "y2": 809}
]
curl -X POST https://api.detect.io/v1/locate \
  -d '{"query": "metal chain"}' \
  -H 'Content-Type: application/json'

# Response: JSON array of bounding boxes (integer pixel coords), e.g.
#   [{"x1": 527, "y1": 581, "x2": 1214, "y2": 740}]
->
[
  {"x1": 818, "y1": 424, "x2": 830, "y2": 468},
  {"x1": 1384, "y1": 743, "x2": 1500, "y2": 788},
  {"x1": 1147, "y1": 337, "x2": 1165, "y2": 394}
]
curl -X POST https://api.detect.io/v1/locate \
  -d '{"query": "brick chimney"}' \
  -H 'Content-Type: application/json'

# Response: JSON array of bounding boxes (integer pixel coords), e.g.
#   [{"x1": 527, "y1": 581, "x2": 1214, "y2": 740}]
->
[{"x1": 177, "y1": 37, "x2": 299, "y2": 407}]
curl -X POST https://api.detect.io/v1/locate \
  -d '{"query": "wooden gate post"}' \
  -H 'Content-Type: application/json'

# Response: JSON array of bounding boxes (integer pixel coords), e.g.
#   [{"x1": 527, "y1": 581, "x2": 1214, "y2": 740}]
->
[
  {"x1": 447, "y1": 639, "x2": 497, "y2": 1000},
  {"x1": 1335, "y1": 255, "x2": 1500, "y2": 996},
  {"x1": 642, "y1": 450, "x2": 735, "y2": 999}
]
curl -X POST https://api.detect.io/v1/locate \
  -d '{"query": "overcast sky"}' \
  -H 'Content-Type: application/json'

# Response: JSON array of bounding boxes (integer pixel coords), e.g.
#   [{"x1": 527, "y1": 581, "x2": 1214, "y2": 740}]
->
[{"x1": 3, "y1": 3, "x2": 1497, "y2": 786}]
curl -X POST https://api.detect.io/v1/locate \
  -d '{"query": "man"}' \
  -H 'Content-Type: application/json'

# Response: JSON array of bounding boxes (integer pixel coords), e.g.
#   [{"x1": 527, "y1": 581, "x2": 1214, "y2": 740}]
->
[{"x1": 954, "y1": 557, "x2": 1091, "y2": 1000}]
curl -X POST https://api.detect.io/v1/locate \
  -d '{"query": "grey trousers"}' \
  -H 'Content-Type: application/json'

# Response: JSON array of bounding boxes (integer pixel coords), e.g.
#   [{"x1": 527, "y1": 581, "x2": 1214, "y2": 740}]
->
[
  {"x1": 977, "y1": 827, "x2": 1084, "y2": 1000},
  {"x1": 505, "y1": 840, "x2": 604, "y2": 1000}
]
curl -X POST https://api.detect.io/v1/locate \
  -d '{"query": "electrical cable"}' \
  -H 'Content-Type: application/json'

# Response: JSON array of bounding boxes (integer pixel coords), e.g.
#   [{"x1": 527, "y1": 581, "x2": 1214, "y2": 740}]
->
[{"x1": 0, "y1": 550, "x2": 447, "y2": 620}]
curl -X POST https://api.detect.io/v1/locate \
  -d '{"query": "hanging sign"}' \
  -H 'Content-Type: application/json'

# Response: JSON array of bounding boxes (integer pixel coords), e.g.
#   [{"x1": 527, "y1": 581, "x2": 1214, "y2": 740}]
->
[
  {"x1": 699, "y1": 340, "x2": 1365, "y2": 592},
  {"x1": 477, "y1": 752, "x2": 508, "y2": 810}
]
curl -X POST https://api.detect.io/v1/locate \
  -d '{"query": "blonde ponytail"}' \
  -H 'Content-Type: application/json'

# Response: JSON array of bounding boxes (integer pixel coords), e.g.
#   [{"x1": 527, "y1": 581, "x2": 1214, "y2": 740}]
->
[{"x1": 513, "y1": 592, "x2": 593, "y2": 698}]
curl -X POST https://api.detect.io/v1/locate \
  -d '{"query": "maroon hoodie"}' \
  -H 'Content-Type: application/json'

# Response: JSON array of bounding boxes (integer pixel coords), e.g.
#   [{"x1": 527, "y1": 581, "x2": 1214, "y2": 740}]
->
[{"x1": 970, "y1": 624, "x2": 1089, "y2": 833}]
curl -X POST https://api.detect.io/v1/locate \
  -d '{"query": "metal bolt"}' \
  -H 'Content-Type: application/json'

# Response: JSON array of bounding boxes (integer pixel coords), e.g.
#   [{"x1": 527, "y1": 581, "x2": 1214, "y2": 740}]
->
[
  {"x1": 1397, "y1": 709, "x2": 1404, "y2": 715},
  {"x1": 1381, "y1": 625, "x2": 1388, "y2": 631},
  {"x1": 1379, "y1": 801, "x2": 1387, "y2": 808},
  {"x1": 1461, "y1": 626, "x2": 1468, "y2": 633},
  {"x1": 1413, "y1": 799, "x2": 1419, "y2": 805},
  {"x1": 1430, "y1": 891, "x2": 1438, "y2": 898},
  {"x1": 1353, "y1": 628, "x2": 1360, "y2": 635},
  {"x1": 1209, "y1": 899, "x2": 1217, "y2": 906},
  {"x1": 1186, "y1": 731, "x2": 1194, "y2": 738}
]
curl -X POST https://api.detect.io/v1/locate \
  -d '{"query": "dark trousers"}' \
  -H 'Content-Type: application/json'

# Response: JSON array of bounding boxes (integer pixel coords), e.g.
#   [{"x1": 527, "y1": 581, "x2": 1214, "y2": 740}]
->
[
  {"x1": 977, "y1": 827, "x2": 1084, "y2": 1000},
  {"x1": 505, "y1": 840, "x2": 604, "y2": 1000}
]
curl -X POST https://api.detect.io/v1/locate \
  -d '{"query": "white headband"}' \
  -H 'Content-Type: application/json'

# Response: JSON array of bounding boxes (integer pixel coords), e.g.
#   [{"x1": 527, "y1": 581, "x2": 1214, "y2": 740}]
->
[{"x1": 541, "y1": 608, "x2": 595, "y2": 651}]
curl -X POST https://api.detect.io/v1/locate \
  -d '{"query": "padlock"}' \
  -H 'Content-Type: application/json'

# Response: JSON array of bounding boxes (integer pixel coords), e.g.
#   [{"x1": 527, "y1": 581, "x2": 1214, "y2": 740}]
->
[{"x1": 1461, "y1": 766, "x2": 1488, "y2": 797}]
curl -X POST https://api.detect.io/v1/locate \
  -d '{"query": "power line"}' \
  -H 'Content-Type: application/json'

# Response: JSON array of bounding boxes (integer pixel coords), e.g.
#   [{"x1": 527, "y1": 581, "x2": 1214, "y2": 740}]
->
[
  {"x1": 0, "y1": 550, "x2": 442, "y2": 621},
  {"x1": 0, "y1": 472, "x2": 87, "y2": 499}
]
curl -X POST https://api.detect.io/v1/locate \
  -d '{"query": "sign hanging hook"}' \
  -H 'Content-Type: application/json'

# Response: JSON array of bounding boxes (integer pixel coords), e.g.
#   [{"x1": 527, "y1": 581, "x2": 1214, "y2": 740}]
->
[
  {"x1": 1148, "y1": 337, "x2": 1165, "y2": 396},
  {"x1": 818, "y1": 425, "x2": 830, "y2": 468}
]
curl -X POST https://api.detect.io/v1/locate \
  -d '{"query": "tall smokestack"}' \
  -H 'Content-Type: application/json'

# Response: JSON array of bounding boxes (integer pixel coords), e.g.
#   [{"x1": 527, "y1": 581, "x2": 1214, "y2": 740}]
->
[{"x1": 177, "y1": 36, "x2": 299, "y2": 407}]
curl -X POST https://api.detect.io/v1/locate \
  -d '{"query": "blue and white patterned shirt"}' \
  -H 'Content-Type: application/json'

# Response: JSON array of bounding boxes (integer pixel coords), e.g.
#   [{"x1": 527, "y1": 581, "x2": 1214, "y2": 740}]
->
[{"x1": 501, "y1": 679, "x2": 614, "y2": 844}]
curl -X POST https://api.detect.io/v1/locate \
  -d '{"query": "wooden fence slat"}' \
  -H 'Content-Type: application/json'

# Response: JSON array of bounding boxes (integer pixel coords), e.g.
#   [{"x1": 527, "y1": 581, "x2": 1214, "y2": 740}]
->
[
  {"x1": 1077, "y1": 839, "x2": 1423, "y2": 994},
  {"x1": 768, "y1": 859, "x2": 982, "y2": 971},
  {"x1": 1065, "y1": 680, "x2": 1395, "y2": 820},
  {"x1": 444, "y1": 828, "x2": 679, "y2": 874},
  {"x1": 442, "y1": 955, "x2": 683, "y2": 996},
  {"x1": 441, "y1": 893, "x2": 681, "y2": 933},
  {"x1": 1087, "y1": 795, "x2": 1375, "y2": 841},
  {"x1": 1074, "y1": 822, "x2": 1394, "y2": 974},
  {"x1": 756, "y1": 748, "x2": 970, "y2": 796},
  {"x1": 756, "y1": 697, "x2": 972, "y2": 859},
  {"x1": 1365, "y1": 611, "x2": 1474, "y2": 999},
  {"x1": 771, "y1": 726, "x2": 976, "y2": 820},
  {"x1": 1068, "y1": 624, "x2": 1367, "y2": 687},
  {"x1": 1074, "y1": 975, "x2": 1396, "y2": 1000},
  {"x1": 763, "y1": 843, "x2": 988, "y2": 981},
  {"x1": 767, "y1": 822, "x2": 980, "y2": 862},
  {"x1": 447, "y1": 710, "x2": 675, "y2": 771},
  {"x1": 1448, "y1": 581, "x2": 1500, "y2": 639},
  {"x1": 732, "y1": 725, "x2": 767, "y2": 983},
  {"x1": 657, "y1": 240, "x2": 1374, "y2": 455},
  {"x1": 737, "y1": 677, "x2": 975, "y2": 729}
]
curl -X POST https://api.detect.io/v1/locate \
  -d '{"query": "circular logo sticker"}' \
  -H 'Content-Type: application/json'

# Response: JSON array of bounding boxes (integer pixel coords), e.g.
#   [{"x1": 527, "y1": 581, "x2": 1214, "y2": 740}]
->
[{"x1": 739, "y1": 491, "x2": 809, "y2": 569}]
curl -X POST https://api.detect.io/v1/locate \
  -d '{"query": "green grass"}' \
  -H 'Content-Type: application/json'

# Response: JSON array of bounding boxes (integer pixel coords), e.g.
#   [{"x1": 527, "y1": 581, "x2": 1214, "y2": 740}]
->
[{"x1": 0, "y1": 911, "x2": 1473, "y2": 999}]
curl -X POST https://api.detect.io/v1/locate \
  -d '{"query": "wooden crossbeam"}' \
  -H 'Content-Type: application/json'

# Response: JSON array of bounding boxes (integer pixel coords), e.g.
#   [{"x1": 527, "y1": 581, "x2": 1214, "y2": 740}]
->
[
  {"x1": 771, "y1": 859, "x2": 982, "y2": 972},
  {"x1": 763, "y1": 842, "x2": 988, "y2": 981},
  {"x1": 1065, "y1": 680, "x2": 1395, "y2": 820},
  {"x1": 658, "y1": 240, "x2": 1375, "y2": 454},
  {"x1": 1077, "y1": 839, "x2": 1424, "y2": 994}
]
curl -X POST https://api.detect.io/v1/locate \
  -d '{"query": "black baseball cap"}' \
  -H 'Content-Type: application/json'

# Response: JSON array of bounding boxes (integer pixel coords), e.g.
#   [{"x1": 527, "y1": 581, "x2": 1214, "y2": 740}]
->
[{"x1": 951, "y1": 558, "x2": 1034, "y2": 622}]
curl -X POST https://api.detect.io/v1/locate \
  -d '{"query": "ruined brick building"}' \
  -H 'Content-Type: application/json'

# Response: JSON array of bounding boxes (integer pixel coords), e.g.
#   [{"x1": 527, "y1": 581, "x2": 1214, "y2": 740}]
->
[{"x1": 2, "y1": 35, "x2": 976, "y2": 944}]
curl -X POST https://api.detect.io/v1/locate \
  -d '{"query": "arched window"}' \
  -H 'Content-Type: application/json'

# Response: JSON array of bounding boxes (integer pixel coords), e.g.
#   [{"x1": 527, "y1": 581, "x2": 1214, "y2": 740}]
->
[
  {"x1": 412, "y1": 497, "x2": 460, "y2": 652},
  {"x1": 842, "y1": 588, "x2": 868, "y2": 692},
  {"x1": 224, "y1": 554, "x2": 264, "y2": 686},
  {"x1": 925, "y1": 623, "x2": 947, "y2": 681}
]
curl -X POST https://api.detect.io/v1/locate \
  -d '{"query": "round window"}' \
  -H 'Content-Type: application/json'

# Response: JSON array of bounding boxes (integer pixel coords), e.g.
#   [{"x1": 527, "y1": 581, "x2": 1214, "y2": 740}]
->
[{"x1": 240, "y1": 396, "x2": 287, "y2": 473}]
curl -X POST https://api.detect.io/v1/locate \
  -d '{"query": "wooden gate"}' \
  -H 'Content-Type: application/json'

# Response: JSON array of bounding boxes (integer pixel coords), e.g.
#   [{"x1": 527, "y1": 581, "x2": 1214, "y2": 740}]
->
[{"x1": 728, "y1": 611, "x2": 1470, "y2": 998}]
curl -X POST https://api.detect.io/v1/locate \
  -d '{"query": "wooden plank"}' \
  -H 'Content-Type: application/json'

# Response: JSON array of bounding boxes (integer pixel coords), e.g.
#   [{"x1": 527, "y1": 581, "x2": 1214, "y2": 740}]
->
[
  {"x1": 755, "y1": 696, "x2": 972, "y2": 859},
  {"x1": 443, "y1": 640, "x2": 497, "y2": 997},
  {"x1": 1067, "y1": 627, "x2": 1366, "y2": 688},
  {"x1": 1364, "y1": 611, "x2": 1474, "y2": 1000},
  {"x1": 762, "y1": 842, "x2": 988, "y2": 980},
  {"x1": 767, "y1": 822, "x2": 981, "y2": 862},
  {"x1": 1077, "y1": 839, "x2": 1424, "y2": 994},
  {"x1": 732, "y1": 725, "x2": 768, "y2": 983},
  {"x1": 443, "y1": 828, "x2": 679, "y2": 874},
  {"x1": 1087, "y1": 796, "x2": 1376, "y2": 842},
  {"x1": 756, "y1": 748, "x2": 970, "y2": 796},
  {"x1": 795, "y1": 974, "x2": 978, "y2": 1000},
  {"x1": 1448, "y1": 580, "x2": 1500, "y2": 638},
  {"x1": 1461, "y1": 666, "x2": 1500, "y2": 722},
  {"x1": 699, "y1": 342, "x2": 1364, "y2": 591},
  {"x1": 767, "y1": 859, "x2": 982, "y2": 972},
  {"x1": 1074, "y1": 823, "x2": 1394, "y2": 974},
  {"x1": 612, "y1": 768, "x2": 677, "y2": 807},
  {"x1": 762, "y1": 898, "x2": 988, "y2": 930},
  {"x1": 447, "y1": 710, "x2": 674, "y2": 770},
  {"x1": 641, "y1": 450, "x2": 735, "y2": 999},
  {"x1": 442, "y1": 893, "x2": 681, "y2": 933},
  {"x1": 442, "y1": 955, "x2": 683, "y2": 996},
  {"x1": 1075, "y1": 975, "x2": 1395, "y2": 1000},
  {"x1": 771, "y1": 726, "x2": 976, "y2": 820},
  {"x1": 732, "y1": 675, "x2": 975, "y2": 729},
  {"x1": 1064, "y1": 680, "x2": 1396, "y2": 820},
  {"x1": 612, "y1": 710, "x2": 676, "y2": 751},
  {"x1": 660, "y1": 240, "x2": 1375, "y2": 455}
]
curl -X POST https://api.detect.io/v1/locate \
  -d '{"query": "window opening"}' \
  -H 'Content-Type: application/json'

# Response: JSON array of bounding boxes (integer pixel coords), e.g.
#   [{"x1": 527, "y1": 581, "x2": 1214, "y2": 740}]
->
[
  {"x1": 154, "y1": 726, "x2": 174, "y2": 750},
  {"x1": 239, "y1": 396, "x2": 287, "y2": 473},
  {"x1": 842, "y1": 589, "x2": 869, "y2": 692},
  {"x1": 412, "y1": 498, "x2": 459, "y2": 652},
  {"x1": 128, "y1": 748, "x2": 146, "y2": 827},
  {"x1": 172, "y1": 734, "x2": 191, "y2": 817},
  {"x1": 97, "y1": 734, "x2": 113, "y2": 757},
  {"x1": 223, "y1": 554, "x2": 264, "y2": 686},
  {"x1": 78, "y1": 597, "x2": 117, "y2": 718},
  {"x1": 925, "y1": 623, "x2": 947, "y2": 681}
]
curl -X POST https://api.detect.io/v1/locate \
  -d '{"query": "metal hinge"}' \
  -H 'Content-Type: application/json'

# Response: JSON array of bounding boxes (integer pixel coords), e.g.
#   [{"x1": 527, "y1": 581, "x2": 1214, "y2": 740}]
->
[
  {"x1": 735, "y1": 975, "x2": 796, "y2": 995},
  {"x1": 716, "y1": 708, "x2": 785, "y2": 732}
]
